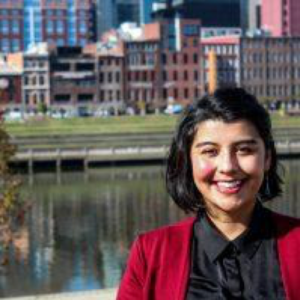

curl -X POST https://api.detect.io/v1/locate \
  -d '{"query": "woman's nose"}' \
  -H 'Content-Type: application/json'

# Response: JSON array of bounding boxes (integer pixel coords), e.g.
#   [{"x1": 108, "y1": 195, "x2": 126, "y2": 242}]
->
[{"x1": 218, "y1": 151, "x2": 238, "y2": 173}]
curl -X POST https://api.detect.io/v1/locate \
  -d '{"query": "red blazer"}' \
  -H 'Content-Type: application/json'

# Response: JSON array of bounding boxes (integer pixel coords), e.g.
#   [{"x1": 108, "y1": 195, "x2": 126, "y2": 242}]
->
[{"x1": 117, "y1": 213, "x2": 300, "y2": 300}]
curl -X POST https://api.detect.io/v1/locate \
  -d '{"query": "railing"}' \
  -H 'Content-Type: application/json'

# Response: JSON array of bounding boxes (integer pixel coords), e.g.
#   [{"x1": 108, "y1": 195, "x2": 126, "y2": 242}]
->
[{"x1": 9, "y1": 129, "x2": 300, "y2": 173}]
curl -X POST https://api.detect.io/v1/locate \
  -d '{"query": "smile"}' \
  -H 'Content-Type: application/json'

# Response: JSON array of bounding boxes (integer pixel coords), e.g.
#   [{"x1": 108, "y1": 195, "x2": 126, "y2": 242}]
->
[{"x1": 214, "y1": 180, "x2": 244, "y2": 194}]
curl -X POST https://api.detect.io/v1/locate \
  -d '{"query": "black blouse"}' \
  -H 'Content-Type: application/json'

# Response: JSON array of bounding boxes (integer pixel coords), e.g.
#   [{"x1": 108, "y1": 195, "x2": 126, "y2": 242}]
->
[{"x1": 186, "y1": 203, "x2": 286, "y2": 300}]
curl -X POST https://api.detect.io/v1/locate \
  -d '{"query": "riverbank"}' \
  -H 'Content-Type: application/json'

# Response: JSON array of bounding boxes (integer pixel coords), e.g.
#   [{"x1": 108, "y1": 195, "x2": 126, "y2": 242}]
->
[
  {"x1": 2, "y1": 289, "x2": 117, "y2": 300},
  {"x1": 4, "y1": 112, "x2": 300, "y2": 137}
]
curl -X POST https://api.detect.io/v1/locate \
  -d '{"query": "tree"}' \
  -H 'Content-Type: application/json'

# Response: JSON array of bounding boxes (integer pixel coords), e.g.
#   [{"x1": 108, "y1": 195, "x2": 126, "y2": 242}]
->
[{"x1": 0, "y1": 119, "x2": 27, "y2": 266}]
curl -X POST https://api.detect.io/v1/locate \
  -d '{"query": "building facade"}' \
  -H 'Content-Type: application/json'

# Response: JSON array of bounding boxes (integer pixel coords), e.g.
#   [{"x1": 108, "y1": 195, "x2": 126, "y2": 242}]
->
[
  {"x1": 22, "y1": 44, "x2": 51, "y2": 111},
  {"x1": 202, "y1": 36, "x2": 240, "y2": 93},
  {"x1": 240, "y1": 37, "x2": 300, "y2": 102},
  {"x1": 0, "y1": 0, "x2": 96, "y2": 53},
  {"x1": 50, "y1": 46, "x2": 98, "y2": 113},
  {"x1": 0, "y1": 0, "x2": 24, "y2": 53},
  {"x1": 96, "y1": 0, "x2": 140, "y2": 38},
  {"x1": 125, "y1": 18, "x2": 202, "y2": 111},
  {"x1": 0, "y1": 55, "x2": 22, "y2": 112},
  {"x1": 261, "y1": 0, "x2": 300, "y2": 37},
  {"x1": 153, "y1": 0, "x2": 241, "y2": 28}
]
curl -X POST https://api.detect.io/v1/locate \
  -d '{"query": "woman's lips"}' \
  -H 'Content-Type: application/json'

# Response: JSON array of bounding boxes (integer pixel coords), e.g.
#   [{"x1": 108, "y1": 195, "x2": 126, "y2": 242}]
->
[{"x1": 214, "y1": 180, "x2": 244, "y2": 194}]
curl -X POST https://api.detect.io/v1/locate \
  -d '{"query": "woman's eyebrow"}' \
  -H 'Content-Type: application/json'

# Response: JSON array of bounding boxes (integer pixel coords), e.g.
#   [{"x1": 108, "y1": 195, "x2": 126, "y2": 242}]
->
[
  {"x1": 193, "y1": 141, "x2": 218, "y2": 148},
  {"x1": 194, "y1": 139, "x2": 259, "y2": 148},
  {"x1": 234, "y1": 139, "x2": 258, "y2": 146}
]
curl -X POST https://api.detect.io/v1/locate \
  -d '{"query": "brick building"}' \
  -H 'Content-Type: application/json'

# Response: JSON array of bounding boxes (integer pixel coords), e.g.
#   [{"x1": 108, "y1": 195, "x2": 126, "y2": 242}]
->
[
  {"x1": 0, "y1": 56, "x2": 22, "y2": 112},
  {"x1": 125, "y1": 18, "x2": 202, "y2": 111},
  {"x1": 0, "y1": 0, "x2": 96, "y2": 53},
  {"x1": 22, "y1": 44, "x2": 51, "y2": 111},
  {"x1": 202, "y1": 35, "x2": 240, "y2": 93},
  {"x1": 50, "y1": 46, "x2": 98, "y2": 114},
  {"x1": 0, "y1": 0, "x2": 24, "y2": 53},
  {"x1": 240, "y1": 37, "x2": 300, "y2": 102}
]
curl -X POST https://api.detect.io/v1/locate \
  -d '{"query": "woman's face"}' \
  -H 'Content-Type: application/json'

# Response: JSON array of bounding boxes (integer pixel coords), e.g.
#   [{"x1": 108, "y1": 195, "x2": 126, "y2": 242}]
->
[{"x1": 190, "y1": 119, "x2": 270, "y2": 218}]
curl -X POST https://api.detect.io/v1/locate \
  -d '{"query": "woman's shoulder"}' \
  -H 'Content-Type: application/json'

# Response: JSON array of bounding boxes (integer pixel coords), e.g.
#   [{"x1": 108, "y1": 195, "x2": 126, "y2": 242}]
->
[
  {"x1": 271, "y1": 210, "x2": 300, "y2": 237},
  {"x1": 137, "y1": 217, "x2": 195, "y2": 246}
]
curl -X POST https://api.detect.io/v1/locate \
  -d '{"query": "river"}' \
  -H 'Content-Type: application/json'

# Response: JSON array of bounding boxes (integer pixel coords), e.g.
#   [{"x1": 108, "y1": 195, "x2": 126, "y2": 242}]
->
[{"x1": 1, "y1": 160, "x2": 300, "y2": 297}]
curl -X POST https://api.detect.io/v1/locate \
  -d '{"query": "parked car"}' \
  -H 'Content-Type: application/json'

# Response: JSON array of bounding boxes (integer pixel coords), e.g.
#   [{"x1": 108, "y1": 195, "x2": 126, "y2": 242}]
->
[
  {"x1": 164, "y1": 104, "x2": 183, "y2": 115},
  {"x1": 4, "y1": 108, "x2": 22, "y2": 121}
]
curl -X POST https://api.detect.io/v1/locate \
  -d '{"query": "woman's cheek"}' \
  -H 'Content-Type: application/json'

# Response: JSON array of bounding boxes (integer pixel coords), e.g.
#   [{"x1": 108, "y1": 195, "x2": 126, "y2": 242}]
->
[{"x1": 193, "y1": 158, "x2": 215, "y2": 180}]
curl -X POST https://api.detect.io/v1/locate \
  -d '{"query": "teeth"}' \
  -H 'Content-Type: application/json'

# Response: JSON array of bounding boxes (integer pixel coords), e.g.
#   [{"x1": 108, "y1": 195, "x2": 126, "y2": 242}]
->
[{"x1": 217, "y1": 181, "x2": 241, "y2": 188}]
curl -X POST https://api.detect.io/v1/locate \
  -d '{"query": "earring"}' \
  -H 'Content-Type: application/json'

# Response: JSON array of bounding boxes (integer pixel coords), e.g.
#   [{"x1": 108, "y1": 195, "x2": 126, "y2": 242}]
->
[{"x1": 264, "y1": 173, "x2": 271, "y2": 197}]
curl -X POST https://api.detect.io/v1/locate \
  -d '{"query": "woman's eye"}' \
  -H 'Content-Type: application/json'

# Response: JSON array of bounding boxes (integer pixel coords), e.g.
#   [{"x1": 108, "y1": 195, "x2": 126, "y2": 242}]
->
[
  {"x1": 237, "y1": 147, "x2": 253, "y2": 154},
  {"x1": 201, "y1": 149, "x2": 218, "y2": 156}
]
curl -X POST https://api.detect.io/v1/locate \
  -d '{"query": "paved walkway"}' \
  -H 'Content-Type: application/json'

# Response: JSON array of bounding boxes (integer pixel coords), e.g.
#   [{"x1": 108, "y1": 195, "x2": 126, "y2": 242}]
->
[{"x1": 3, "y1": 289, "x2": 117, "y2": 300}]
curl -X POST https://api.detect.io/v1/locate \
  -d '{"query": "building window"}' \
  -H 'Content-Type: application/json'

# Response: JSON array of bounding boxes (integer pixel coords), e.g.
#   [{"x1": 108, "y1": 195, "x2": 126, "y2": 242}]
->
[
  {"x1": 12, "y1": 39, "x2": 20, "y2": 52},
  {"x1": 108, "y1": 72, "x2": 112, "y2": 83},
  {"x1": 173, "y1": 53, "x2": 177, "y2": 64},
  {"x1": 79, "y1": 38, "x2": 86, "y2": 46},
  {"x1": 194, "y1": 70, "x2": 198, "y2": 81},
  {"x1": 12, "y1": 20, "x2": 20, "y2": 34},
  {"x1": 173, "y1": 71, "x2": 178, "y2": 81},
  {"x1": 1, "y1": 20, "x2": 9, "y2": 34},
  {"x1": 116, "y1": 72, "x2": 120, "y2": 83},
  {"x1": 1, "y1": 39, "x2": 10, "y2": 52},
  {"x1": 163, "y1": 71, "x2": 167, "y2": 81},
  {"x1": 151, "y1": 71, "x2": 155, "y2": 81},
  {"x1": 56, "y1": 20, "x2": 64, "y2": 34},
  {"x1": 163, "y1": 88, "x2": 167, "y2": 100},
  {"x1": 174, "y1": 88, "x2": 178, "y2": 99},
  {"x1": 184, "y1": 70, "x2": 188, "y2": 80},
  {"x1": 79, "y1": 21, "x2": 87, "y2": 34},
  {"x1": 39, "y1": 76, "x2": 45, "y2": 86},
  {"x1": 193, "y1": 53, "x2": 198, "y2": 64},
  {"x1": 57, "y1": 38, "x2": 65, "y2": 46},
  {"x1": 46, "y1": 20, "x2": 54, "y2": 34},
  {"x1": 184, "y1": 88, "x2": 189, "y2": 99},
  {"x1": 183, "y1": 25, "x2": 199, "y2": 36},
  {"x1": 184, "y1": 54, "x2": 188, "y2": 64}
]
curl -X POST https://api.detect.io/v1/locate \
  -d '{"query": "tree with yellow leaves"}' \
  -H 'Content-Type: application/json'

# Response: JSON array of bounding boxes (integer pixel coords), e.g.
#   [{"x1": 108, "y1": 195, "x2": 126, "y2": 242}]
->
[{"x1": 0, "y1": 119, "x2": 27, "y2": 265}]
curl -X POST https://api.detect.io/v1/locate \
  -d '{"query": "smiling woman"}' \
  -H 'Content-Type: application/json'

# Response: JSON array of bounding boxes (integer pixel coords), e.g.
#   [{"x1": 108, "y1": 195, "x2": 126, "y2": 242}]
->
[{"x1": 117, "y1": 88, "x2": 300, "y2": 300}]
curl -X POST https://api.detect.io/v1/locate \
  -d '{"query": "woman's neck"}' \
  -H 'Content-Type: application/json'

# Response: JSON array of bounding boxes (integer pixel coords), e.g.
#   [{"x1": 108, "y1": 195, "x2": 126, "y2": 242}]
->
[{"x1": 205, "y1": 203, "x2": 255, "y2": 241}]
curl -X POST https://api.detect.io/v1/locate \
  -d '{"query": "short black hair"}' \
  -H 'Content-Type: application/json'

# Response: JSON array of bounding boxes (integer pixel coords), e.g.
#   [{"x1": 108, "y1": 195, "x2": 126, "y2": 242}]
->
[{"x1": 166, "y1": 87, "x2": 283, "y2": 213}]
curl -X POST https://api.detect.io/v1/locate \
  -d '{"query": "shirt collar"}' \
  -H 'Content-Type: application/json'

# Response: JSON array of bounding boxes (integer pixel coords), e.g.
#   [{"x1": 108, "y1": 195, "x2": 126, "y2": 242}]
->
[{"x1": 194, "y1": 202, "x2": 273, "y2": 263}]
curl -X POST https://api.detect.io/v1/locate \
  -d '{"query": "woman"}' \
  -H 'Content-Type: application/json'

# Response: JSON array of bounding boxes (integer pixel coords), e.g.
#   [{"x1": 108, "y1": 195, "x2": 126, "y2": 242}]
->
[{"x1": 117, "y1": 87, "x2": 300, "y2": 300}]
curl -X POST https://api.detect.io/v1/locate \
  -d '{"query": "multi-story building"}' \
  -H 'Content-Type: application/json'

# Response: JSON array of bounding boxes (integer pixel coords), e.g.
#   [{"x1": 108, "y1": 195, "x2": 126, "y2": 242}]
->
[
  {"x1": 247, "y1": 0, "x2": 261, "y2": 34},
  {"x1": 153, "y1": 0, "x2": 241, "y2": 29},
  {"x1": 0, "y1": 55, "x2": 22, "y2": 112},
  {"x1": 96, "y1": 0, "x2": 140, "y2": 38},
  {"x1": 40, "y1": 0, "x2": 96, "y2": 48},
  {"x1": 261, "y1": 0, "x2": 300, "y2": 37},
  {"x1": 140, "y1": 0, "x2": 157, "y2": 24},
  {"x1": 125, "y1": 17, "x2": 202, "y2": 111},
  {"x1": 50, "y1": 46, "x2": 98, "y2": 113},
  {"x1": 0, "y1": 0, "x2": 96, "y2": 53},
  {"x1": 240, "y1": 37, "x2": 300, "y2": 102},
  {"x1": 202, "y1": 36, "x2": 240, "y2": 93},
  {"x1": 98, "y1": 52, "x2": 125, "y2": 113},
  {"x1": 0, "y1": 0, "x2": 24, "y2": 53},
  {"x1": 22, "y1": 43, "x2": 51, "y2": 111},
  {"x1": 124, "y1": 23, "x2": 161, "y2": 111}
]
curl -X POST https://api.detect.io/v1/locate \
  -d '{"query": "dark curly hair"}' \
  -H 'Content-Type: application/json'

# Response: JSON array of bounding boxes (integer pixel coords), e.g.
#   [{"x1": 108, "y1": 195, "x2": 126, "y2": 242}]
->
[{"x1": 166, "y1": 87, "x2": 283, "y2": 213}]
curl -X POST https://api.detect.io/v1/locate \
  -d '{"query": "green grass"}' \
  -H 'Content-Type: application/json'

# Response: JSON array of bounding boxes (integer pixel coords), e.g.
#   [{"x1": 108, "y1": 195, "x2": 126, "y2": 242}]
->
[
  {"x1": 4, "y1": 115, "x2": 178, "y2": 137},
  {"x1": 3, "y1": 112, "x2": 300, "y2": 138}
]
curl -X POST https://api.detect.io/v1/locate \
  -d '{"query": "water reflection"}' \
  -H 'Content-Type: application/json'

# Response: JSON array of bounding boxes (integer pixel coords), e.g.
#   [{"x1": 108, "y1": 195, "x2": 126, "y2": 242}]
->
[{"x1": 0, "y1": 161, "x2": 300, "y2": 297}]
